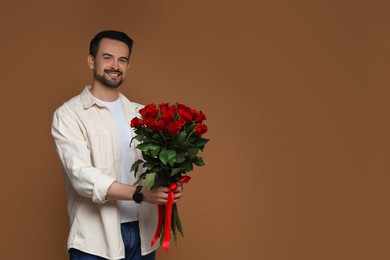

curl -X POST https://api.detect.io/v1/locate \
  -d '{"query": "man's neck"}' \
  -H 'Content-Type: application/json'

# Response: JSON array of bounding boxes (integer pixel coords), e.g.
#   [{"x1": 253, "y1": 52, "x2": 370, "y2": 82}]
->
[{"x1": 90, "y1": 82, "x2": 120, "y2": 101}]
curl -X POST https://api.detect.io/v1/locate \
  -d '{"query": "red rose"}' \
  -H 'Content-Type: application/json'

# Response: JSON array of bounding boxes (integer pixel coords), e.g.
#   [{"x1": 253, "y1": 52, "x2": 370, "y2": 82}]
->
[
  {"x1": 139, "y1": 104, "x2": 158, "y2": 119},
  {"x1": 143, "y1": 119, "x2": 165, "y2": 132},
  {"x1": 143, "y1": 118, "x2": 157, "y2": 131},
  {"x1": 159, "y1": 103, "x2": 171, "y2": 113},
  {"x1": 130, "y1": 117, "x2": 144, "y2": 128},
  {"x1": 194, "y1": 124, "x2": 208, "y2": 135},
  {"x1": 195, "y1": 111, "x2": 207, "y2": 123},
  {"x1": 178, "y1": 110, "x2": 193, "y2": 123},
  {"x1": 189, "y1": 109, "x2": 198, "y2": 119},
  {"x1": 161, "y1": 108, "x2": 175, "y2": 123},
  {"x1": 177, "y1": 103, "x2": 190, "y2": 112},
  {"x1": 167, "y1": 121, "x2": 182, "y2": 135},
  {"x1": 155, "y1": 119, "x2": 166, "y2": 131}
]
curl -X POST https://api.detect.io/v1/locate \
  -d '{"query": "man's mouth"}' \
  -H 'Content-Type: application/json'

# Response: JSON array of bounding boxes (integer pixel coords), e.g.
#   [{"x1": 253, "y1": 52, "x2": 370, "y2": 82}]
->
[{"x1": 105, "y1": 70, "x2": 122, "y2": 78}]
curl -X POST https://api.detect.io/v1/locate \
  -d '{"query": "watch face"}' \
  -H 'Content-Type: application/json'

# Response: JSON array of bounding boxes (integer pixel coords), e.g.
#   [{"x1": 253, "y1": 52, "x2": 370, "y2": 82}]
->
[{"x1": 133, "y1": 192, "x2": 144, "y2": 203}]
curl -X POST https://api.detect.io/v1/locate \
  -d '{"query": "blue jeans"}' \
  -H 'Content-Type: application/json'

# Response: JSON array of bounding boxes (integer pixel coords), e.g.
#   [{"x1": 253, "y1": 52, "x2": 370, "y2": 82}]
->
[{"x1": 69, "y1": 221, "x2": 156, "y2": 260}]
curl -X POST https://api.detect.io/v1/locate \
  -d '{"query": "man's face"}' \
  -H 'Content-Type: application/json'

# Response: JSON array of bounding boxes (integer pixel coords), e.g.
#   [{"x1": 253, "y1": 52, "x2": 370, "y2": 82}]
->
[{"x1": 89, "y1": 38, "x2": 130, "y2": 89}]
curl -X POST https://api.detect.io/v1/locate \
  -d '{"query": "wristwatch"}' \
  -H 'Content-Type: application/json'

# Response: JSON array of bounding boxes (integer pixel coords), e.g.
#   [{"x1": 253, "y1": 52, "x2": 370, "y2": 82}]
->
[{"x1": 132, "y1": 186, "x2": 144, "y2": 204}]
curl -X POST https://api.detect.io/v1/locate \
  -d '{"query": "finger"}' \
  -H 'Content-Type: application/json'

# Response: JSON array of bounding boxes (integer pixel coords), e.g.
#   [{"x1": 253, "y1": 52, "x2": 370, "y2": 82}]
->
[
  {"x1": 157, "y1": 186, "x2": 169, "y2": 193},
  {"x1": 174, "y1": 186, "x2": 184, "y2": 193},
  {"x1": 173, "y1": 192, "x2": 183, "y2": 199}
]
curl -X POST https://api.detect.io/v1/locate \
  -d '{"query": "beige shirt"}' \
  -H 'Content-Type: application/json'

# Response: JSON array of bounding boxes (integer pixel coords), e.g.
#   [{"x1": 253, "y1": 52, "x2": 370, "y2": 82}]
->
[{"x1": 51, "y1": 86, "x2": 159, "y2": 259}]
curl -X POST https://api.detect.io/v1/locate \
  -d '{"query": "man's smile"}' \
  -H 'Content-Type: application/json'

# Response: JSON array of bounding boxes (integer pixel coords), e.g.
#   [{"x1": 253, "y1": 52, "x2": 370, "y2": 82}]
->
[{"x1": 105, "y1": 70, "x2": 122, "y2": 78}]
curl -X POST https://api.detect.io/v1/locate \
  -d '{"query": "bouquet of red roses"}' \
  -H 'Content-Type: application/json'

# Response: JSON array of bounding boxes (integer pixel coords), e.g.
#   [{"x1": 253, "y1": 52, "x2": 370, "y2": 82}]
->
[{"x1": 130, "y1": 103, "x2": 209, "y2": 251}]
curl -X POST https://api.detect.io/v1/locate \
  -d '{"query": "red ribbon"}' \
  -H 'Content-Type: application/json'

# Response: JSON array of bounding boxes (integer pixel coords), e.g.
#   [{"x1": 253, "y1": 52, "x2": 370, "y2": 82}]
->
[{"x1": 151, "y1": 175, "x2": 191, "y2": 251}]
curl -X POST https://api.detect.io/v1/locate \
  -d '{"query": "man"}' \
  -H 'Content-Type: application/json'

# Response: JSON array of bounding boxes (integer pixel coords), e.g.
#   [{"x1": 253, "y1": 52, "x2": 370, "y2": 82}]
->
[{"x1": 52, "y1": 30, "x2": 183, "y2": 260}]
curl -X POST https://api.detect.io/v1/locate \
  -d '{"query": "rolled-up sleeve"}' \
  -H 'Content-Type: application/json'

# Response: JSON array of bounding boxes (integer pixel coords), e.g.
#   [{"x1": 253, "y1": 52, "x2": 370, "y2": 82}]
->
[{"x1": 52, "y1": 105, "x2": 116, "y2": 204}]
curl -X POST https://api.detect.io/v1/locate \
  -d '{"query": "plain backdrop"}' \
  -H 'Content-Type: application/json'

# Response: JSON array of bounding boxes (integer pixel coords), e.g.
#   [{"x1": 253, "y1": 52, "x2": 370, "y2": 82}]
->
[{"x1": 0, "y1": 1, "x2": 389, "y2": 259}]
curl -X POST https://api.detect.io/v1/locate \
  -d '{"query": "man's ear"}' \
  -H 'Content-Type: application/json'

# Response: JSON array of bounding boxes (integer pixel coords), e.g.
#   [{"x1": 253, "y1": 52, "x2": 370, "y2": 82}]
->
[{"x1": 87, "y1": 55, "x2": 95, "y2": 70}]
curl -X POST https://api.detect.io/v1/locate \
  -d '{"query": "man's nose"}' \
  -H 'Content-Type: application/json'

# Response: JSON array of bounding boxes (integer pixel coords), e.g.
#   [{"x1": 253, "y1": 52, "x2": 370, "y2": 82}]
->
[{"x1": 110, "y1": 60, "x2": 119, "y2": 70}]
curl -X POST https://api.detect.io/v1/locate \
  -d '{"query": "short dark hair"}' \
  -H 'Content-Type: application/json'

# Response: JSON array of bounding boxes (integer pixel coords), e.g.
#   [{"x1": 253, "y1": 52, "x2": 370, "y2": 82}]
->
[{"x1": 89, "y1": 30, "x2": 134, "y2": 58}]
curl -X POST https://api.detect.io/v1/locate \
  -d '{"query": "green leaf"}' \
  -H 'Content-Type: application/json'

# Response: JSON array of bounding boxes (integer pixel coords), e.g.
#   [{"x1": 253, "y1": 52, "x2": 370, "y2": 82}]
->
[
  {"x1": 187, "y1": 148, "x2": 199, "y2": 159},
  {"x1": 143, "y1": 161, "x2": 156, "y2": 170},
  {"x1": 177, "y1": 131, "x2": 187, "y2": 143},
  {"x1": 193, "y1": 156, "x2": 205, "y2": 166},
  {"x1": 170, "y1": 168, "x2": 181, "y2": 177},
  {"x1": 142, "y1": 154, "x2": 159, "y2": 162},
  {"x1": 130, "y1": 159, "x2": 144, "y2": 176},
  {"x1": 134, "y1": 127, "x2": 148, "y2": 138},
  {"x1": 195, "y1": 138, "x2": 209, "y2": 151},
  {"x1": 149, "y1": 144, "x2": 161, "y2": 156},
  {"x1": 133, "y1": 134, "x2": 144, "y2": 141},
  {"x1": 133, "y1": 171, "x2": 147, "y2": 185},
  {"x1": 181, "y1": 161, "x2": 193, "y2": 172},
  {"x1": 153, "y1": 176, "x2": 164, "y2": 187},
  {"x1": 176, "y1": 153, "x2": 186, "y2": 163},
  {"x1": 136, "y1": 143, "x2": 161, "y2": 157},
  {"x1": 145, "y1": 172, "x2": 156, "y2": 190},
  {"x1": 136, "y1": 143, "x2": 151, "y2": 151},
  {"x1": 177, "y1": 141, "x2": 192, "y2": 148},
  {"x1": 159, "y1": 149, "x2": 177, "y2": 166},
  {"x1": 133, "y1": 179, "x2": 142, "y2": 186}
]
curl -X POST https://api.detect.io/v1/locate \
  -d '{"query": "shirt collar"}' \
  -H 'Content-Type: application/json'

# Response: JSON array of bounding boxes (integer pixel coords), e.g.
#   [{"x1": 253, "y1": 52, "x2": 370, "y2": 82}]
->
[
  {"x1": 80, "y1": 85, "x2": 140, "y2": 114},
  {"x1": 80, "y1": 85, "x2": 125, "y2": 109},
  {"x1": 80, "y1": 85, "x2": 100, "y2": 109}
]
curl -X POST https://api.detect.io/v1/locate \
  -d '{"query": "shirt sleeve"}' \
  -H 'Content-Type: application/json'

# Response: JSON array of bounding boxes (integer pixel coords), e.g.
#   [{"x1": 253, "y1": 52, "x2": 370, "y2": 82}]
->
[{"x1": 51, "y1": 105, "x2": 116, "y2": 204}]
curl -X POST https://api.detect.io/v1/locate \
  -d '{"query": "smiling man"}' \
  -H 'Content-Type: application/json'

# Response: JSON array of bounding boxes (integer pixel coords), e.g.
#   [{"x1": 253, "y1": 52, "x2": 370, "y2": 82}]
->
[
  {"x1": 52, "y1": 30, "x2": 184, "y2": 260},
  {"x1": 89, "y1": 37, "x2": 129, "y2": 90}
]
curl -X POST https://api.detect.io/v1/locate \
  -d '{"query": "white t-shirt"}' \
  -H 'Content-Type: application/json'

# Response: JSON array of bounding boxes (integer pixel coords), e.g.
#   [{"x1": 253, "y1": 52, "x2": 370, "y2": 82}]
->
[{"x1": 97, "y1": 97, "x2": 140, "y2": 223}]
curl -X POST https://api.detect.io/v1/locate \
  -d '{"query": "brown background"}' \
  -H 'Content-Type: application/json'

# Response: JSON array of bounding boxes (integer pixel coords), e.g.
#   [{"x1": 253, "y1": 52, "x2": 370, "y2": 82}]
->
[{"x1": 0, "y1": 0, "x2": 389, "y2": 259}]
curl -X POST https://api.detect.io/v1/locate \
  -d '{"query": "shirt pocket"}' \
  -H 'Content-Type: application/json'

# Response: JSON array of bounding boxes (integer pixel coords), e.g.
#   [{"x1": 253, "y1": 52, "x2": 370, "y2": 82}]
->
[{"x1": 88, "y1": 130, "x2": 115, "y2": 168}]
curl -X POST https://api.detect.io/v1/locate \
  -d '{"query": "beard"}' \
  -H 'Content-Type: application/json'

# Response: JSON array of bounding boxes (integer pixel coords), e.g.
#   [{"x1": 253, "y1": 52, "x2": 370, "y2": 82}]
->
[{"x1": 93, "y1": 69, "x2": 124, "y2": 89}]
